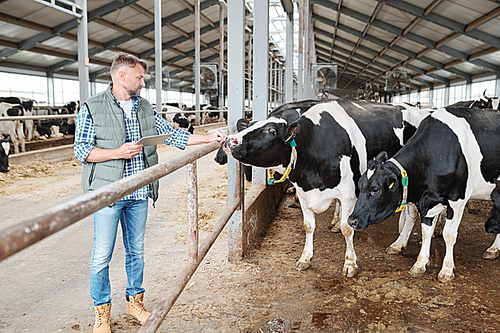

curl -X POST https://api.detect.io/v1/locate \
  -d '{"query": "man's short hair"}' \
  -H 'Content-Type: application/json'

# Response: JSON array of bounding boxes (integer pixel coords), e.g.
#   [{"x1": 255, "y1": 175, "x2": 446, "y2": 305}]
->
[{"x1": 110, "y1": 53, "x2": 148, "y2": 79}]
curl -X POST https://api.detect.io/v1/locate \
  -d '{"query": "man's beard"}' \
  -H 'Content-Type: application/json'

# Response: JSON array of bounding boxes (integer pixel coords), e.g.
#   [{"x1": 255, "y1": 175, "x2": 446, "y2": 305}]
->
[{"x1": 127, "y1": 86, "x2": 141, "y2": 97}]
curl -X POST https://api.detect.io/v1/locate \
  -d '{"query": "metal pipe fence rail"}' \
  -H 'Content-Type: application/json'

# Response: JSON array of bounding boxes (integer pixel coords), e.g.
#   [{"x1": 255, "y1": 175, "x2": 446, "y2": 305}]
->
[
  {"x1": 0, "y1": 141, "x2": 243, "y2": 332},
  {"x1": 0, "y1": 114, "x2": 76, "y2": 121}
]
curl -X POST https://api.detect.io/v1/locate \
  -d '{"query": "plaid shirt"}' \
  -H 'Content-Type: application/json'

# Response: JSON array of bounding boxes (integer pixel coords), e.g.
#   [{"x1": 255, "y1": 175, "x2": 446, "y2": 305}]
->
[{"x1": 74, "y1": 94, "x2": 190, "y2": 201}]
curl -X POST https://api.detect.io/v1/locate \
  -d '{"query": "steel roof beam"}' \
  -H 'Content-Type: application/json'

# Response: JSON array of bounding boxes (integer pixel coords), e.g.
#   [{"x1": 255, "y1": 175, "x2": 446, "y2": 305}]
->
[
  {"x1": 0, "y1": 0, "x2": 141, "y2": 61},
  {"x1": 315, "y1": 27, "x2": 405, "y2": 68},
  {"x1": 313, "y1": 0, "x2": 499, "y2": 76},
  {"x1": 315, "y1": 29, "x2": 402, "y2": 68},
  {"x1": 412, "y1": 77, "x2": 434, "y2": 88},
  {"x1": 49, "y1": 0, "x2": 220, "y2": 73},
  {"x1": 313, "y1": 12, "x2": 466, "y2": 82},
  {"x1": 376, "y1": 0, "x2": 500, "y2": 50},
  {"x1": 337, "y1": 1, "x2": 383, "y2": 82},
  {"x1": 139, "y1": 18, "x2": 226, "y2": 59},
  {"x1": 316, "y1": 43, "x2": 385, "y2": 76}
]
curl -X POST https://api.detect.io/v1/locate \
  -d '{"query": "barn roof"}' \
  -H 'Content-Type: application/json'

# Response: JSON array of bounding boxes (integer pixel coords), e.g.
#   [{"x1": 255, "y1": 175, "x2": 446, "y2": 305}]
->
[{"x1": 0, "y1": 0, "x2": 498, "y2": 97}]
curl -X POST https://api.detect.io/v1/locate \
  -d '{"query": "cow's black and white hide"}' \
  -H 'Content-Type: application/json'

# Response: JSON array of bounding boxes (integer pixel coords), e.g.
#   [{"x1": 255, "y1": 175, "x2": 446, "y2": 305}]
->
[
  {"x1": 0, "y1": 97, "x2": 34, "y2": 112},
  {"x1": 63, "y1": 101, "x2": 80, "y2": 114},
  {"x1": 161, "y1": 106, "x2": 195, "y2": 132},
  {"x1": 0, "y1": 102, "x2": 26, "y2": 153},
  {"x1": 35, "y1": 123, "x2": 52, "y2": 139},
  {"x1": 348, "y1": 107, "x2": 500, "y2": 282},
  {"x1": 448, "y1": 90, "x2": 499, "y2": 110},
  {"x1": 173, "y1": 113, "x2": 195, "y2": 134},
  {"x1": 201, "y1": 105, "x2": 227, "y2": 124},
  {"x1": 223, "y1": 99, "x2": 429, "y2": 276},
  {"x1": 0, "y1": 135, "x2": 12, "y2": 172},
  {"x1": 485, "y1": 180, "x2": 500, "y2": 236}
]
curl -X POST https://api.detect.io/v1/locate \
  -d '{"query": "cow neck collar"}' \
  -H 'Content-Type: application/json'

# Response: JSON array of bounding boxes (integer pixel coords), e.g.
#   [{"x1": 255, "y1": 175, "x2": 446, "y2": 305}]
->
[
  {"x1": 387, "y1": 157, "x2": 408, "y2": 213},
  {"x1": 267, "y1": 139, "x2": 297, "y2": 185}
]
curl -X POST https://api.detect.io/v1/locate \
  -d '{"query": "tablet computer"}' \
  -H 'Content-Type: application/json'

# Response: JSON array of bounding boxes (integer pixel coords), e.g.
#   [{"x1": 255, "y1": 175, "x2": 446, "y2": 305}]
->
[{"x1": 135, "y1": 133, "x2": 173, "y2": 146}]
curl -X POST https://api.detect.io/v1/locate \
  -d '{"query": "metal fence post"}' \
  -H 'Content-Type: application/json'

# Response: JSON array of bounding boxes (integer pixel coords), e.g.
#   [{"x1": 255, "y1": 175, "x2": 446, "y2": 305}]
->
[{"x1": 187, "y1": 162, "x2": 198, "y2": 262}]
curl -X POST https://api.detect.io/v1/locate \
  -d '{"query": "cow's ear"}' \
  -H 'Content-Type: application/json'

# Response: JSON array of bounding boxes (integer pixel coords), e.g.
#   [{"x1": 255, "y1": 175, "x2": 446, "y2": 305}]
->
[
  {"x1": 285, "y1": 122, "x2": 300, "y2": 143},
  {"x1": 236, "y1": 118, "x2": 250, "y2": 131},
  {"x1": 388, "y1": 174, "x2": 398, "y2": 191},
  {"x1": 375, "y1": 151, "x2": 388, "y2": 163},
  {"x1": 367, "y1": 158, "x2": 377, "y2": 169}
]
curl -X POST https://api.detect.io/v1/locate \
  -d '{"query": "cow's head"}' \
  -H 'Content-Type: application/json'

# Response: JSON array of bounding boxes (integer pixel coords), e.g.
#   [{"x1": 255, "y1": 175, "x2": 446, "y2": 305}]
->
[
  {"x1": 348, "y1": 151, "x2": 402, "y2": 230},
  {"x1": 485, "y1": 179, "x2": 500, "y2": 234},
  {"x1": 173, "y1": 113, "x2": 190, "y2": 129},
  {"x1": 223, "y1": 116, "x2": 298, "y2": 168},
  {"x1": 0, "y1": 135, "x2": 12, "y2": 172}
]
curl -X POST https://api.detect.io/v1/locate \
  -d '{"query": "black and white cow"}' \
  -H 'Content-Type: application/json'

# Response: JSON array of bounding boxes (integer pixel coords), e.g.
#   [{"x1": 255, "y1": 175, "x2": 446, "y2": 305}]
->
[
  {"x1": 0, "y1": 97, "x2": 34, "y2": 113},
  {"x1": 348, "y1": 107, "x2": 500, "y2": 282},
  {"x1": 485, "y1": 180, "x2": 500, "y2": 235},
  {"x1": 0, "y1": 102, "x2": 26, "y2": 154},
  {"x1": 448, "y1": 90, "x2": 499, "y2": 110},
  {"x1": 0, "y1": 135, "x2": 12, "y2": 172},
  {"x1": 215, "y1": 100, "x2": 323, "y2": 182},
  {"x1": 223, "y1": 99, "x2": 429, "y2": 276},
  {"x1": 161, "y1": 105, "x2": 196, "y2": 132},
  {"x1": 173, "y1": 113, "x2": 195, "y2": 134}
]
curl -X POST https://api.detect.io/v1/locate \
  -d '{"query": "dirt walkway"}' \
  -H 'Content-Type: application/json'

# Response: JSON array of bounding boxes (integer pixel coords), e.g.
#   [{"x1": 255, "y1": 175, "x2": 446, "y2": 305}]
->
[{"x1": 1, "y1": 145, "x2": 499, "y2": 332}]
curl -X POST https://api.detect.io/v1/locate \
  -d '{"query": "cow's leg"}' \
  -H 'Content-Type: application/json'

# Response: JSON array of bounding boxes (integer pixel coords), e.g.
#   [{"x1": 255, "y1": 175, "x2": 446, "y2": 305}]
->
[
  {"x1": 15, "y1": 122, "x2": 25, "y2": 152},
  {"x1": 340, "y1": 197, "x2": 358, "y2": 277},
  {"x1": 483, "y1": 234, "x2": 500, "y2": 259},
  {"x1": 410, "y1": 215, "x2": 439, "y2": 277},
  {"x1": 8, "y1": 128, "x2": 20, "y2": 154},
  {"x1": 296, "y1": 195, "x2": 315, "y2": 271},
  {"x1": 438, "y1": 200, "x2": 467, "y2": 282},
  {"x1": 331, "y1": 199, "x2": 342, "y2": 233},
  {"x1": 387, "y1": 203, "x2": 417, "y2": 254}
]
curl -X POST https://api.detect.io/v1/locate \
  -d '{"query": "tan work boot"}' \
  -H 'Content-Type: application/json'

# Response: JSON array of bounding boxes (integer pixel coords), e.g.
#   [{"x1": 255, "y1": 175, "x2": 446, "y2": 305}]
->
[
  {"x1": 93, "y1": 303, "x2": 111, "y2": 333},
  {"x1": 125, "y1": 293, "x2": 151, "y2": 324}
]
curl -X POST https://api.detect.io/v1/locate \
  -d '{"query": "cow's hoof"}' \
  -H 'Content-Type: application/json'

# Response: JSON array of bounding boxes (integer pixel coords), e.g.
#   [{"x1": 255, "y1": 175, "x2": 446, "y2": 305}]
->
[
  {"x1": 482, "y1": 248, "x2": 499, "y2": 260},
  {"x1": 386, "y1": 246, "x2": 402, "y2": 255},
  {"x1": 295, "y1": 261, "x2": 311, "y2": 271},
  {"x1": 409, "y1": 265, "x2": 426, "y2": 277},
  {"x1": 438, "y1": 270, "x2": 455, "y2": 283},
  {"x1": 331, "y1": 226, "x2": 341, "y2": 233},
  {"x1": 342, "y1": 265, "x2": 358, "y2": 278}
]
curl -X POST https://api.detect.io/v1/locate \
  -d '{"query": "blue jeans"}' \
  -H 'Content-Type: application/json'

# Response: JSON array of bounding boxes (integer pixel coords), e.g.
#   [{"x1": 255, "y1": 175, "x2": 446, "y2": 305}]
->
[{"x1": 90, "y1": 199, "x2": 149, "y2": 306}]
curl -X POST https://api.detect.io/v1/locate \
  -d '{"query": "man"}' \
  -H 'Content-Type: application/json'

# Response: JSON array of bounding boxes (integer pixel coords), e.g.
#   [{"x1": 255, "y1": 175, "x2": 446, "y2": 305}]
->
[{"x1": 74, "y1": 53, "x2": 226, "y2": 333}]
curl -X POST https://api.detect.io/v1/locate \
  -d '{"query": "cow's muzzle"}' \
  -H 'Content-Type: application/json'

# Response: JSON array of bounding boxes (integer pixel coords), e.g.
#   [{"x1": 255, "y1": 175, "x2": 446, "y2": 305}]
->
[
  {"x1": 223, "y1": 137, "x2": 239, "y2": 151},
  {"x1": 347, "y1": 216, "x2": 365, "y2": 230}
]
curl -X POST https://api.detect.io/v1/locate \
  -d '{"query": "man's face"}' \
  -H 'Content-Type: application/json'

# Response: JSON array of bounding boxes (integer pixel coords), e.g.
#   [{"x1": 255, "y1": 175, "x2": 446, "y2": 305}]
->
[{"x1": 123, "y1": 63, "x2": 145, "y2": 97}]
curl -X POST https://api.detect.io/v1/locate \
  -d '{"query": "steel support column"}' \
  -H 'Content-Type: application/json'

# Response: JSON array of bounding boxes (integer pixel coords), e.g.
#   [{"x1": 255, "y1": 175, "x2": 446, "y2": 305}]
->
[
  {"x1": 496, "y1": 74, "x2": 500, "y2": 98},
  {"x1": 252, "y1": 0, "x2": 269, "y2": 185},
  {"x1": 429, "y1": 87, "x2": 434, "y2": 107},
  {"x1": 247, "y1": 30, "x2": 252, "y2": 108},
  {"x1": 219, "y1": 3, "x2": 225, "y2": 110},
  {"x1": 76, "y1": 0, "x2": 89, "y2": 102},
  {"x1": 285, "y1": 8, "x2": 294, "y2": 102},
  {"x1": 195, "y1": 0, "x2": 201, "y2": 123},
  {"x1": 227, "y1": 0, "x2": 245, "y2": 262},
  {"x1": 47, "y1": 72, "x2": 55, "y2": 107},
  {"x1": 304, "y1": 0, "x2": 313, "y2": 99},
  {"x1": 155, "y1": 0, "x2": 162, "y2": 108},
  {"x1": 444, "y1": 83, "x2": 450, "y2": 107},
  {"x1": 465, "y1": 78, "x2": 472, "y2": 101},
  {"x1": 298, "y1": 0, "x2": 304, "y2": 100}
]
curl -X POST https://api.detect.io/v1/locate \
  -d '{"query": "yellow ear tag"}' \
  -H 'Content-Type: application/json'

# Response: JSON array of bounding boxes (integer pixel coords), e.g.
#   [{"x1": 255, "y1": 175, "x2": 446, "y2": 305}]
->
[{"x1": 389, "y1": 181, "x2": 395, "y2": 189}]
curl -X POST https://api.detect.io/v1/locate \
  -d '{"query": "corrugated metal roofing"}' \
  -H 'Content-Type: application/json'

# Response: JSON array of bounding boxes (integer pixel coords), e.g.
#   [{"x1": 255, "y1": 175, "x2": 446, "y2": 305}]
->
[{"x1": 0, "y1": 0, "x2": 498, "y2": 97}]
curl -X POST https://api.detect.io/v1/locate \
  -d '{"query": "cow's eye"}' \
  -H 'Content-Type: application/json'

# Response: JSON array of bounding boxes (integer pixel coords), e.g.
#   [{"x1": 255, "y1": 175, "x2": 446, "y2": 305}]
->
[
  {"x1": 370, "y1": 188, "x2": 380, "y2": 196},
  {"x1": 269, "y1": 128, "x2": 276, "y2": 136}
]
